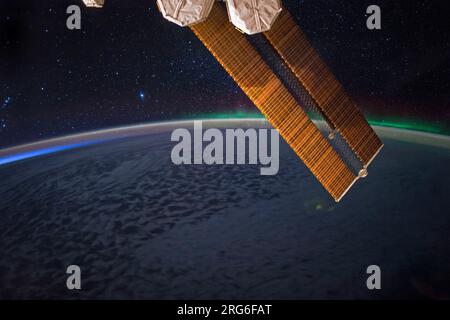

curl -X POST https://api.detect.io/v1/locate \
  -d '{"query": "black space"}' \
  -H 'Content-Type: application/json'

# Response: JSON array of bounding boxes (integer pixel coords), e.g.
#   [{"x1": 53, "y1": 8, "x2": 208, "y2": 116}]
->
[{"x1": 0, "y1": 0, "x2": 449, "y2": 148}]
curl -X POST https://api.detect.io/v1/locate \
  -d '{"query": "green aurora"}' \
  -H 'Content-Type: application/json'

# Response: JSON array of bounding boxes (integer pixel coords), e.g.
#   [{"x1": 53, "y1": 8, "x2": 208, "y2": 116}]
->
[{"x1": 186, "y1": 111, "x2": 449, "y2": 136}]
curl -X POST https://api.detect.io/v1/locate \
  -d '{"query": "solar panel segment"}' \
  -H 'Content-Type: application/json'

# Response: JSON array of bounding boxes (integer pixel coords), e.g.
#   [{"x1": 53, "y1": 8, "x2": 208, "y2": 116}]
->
[
  {"x1": 264, "y1": 9, "x2": 383, "y2": 168},
  {"x1": 83, "y1": 0, "x2": 383, "y2": 201},
  {"x1": 191, "y1": 5, "x2": 359, "y2": 201}
]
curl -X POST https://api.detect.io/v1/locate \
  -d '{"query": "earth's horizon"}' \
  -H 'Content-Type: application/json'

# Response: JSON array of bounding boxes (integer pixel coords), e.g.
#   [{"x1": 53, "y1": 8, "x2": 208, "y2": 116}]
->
[
  {"x1": 1, "y1": 118, "x2": 449, "y2": 166},
  {"x1": 0, "y1": 118, "x2": 449, "y2": 299}
]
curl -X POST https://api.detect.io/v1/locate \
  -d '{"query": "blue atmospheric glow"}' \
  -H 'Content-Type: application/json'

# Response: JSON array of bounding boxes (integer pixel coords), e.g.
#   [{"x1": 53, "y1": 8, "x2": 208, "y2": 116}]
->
[{"x1": 0, "y1": 139, "x2": 107, "y2": 166}]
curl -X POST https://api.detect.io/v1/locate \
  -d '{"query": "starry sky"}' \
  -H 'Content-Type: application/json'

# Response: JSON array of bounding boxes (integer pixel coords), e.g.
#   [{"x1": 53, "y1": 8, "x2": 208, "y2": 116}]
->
[{"x1": 0, "y1": 0, "x2": 449, "y2": 148}]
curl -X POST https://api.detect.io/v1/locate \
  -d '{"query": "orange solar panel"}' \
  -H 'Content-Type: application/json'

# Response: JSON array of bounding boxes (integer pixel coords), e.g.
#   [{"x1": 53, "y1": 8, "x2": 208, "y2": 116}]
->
[
  {"x1": 191, "y1": 5, "x2": 359, "y2": 201},
  {"x1": 264, "y1": 9, "x2": 383, "y2": 167}
]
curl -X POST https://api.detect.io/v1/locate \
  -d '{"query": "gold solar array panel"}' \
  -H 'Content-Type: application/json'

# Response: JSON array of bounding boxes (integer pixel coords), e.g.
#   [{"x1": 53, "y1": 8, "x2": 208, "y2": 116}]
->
[
  {"x1": 264, "y1": 10, "x2": 383, "y2": 167},
  {"x1": 191, "y1": 5, "x2": 358, "y2": 201}
]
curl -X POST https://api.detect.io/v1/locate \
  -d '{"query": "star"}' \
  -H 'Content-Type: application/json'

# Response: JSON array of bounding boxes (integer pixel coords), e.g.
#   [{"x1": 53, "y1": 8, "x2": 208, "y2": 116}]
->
[
  {"x1": 138, "y1": 91, "x2": 145, "y2": 102},
  {"x1": 0, "y1": 118, "x2": 7, "y2": 129},
  {"x1": 1, "y1": 97, "x2": 11, "y2": 109}
]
